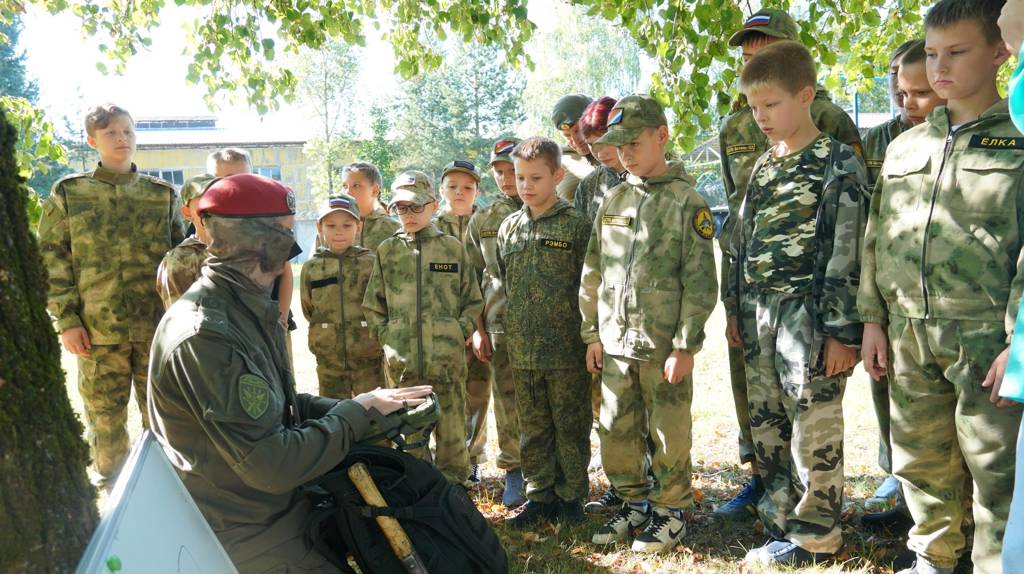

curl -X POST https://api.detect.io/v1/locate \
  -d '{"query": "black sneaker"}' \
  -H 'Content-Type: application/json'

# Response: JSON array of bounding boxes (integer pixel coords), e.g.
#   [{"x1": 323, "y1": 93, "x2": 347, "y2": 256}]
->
[
  {"x1": 506, "y1": 500, "x2": 557, "y2": 530},
  {"x1": 744, "y1": 539, "x2": 834, "y2": 567},
  {"x1": 713, "y1": 476, "x2": 763, "y2": 520},
  {"x1": 584, "y1": 485, "x2": 624, "y2": 514},
  {"x1": 861, "y1": 501, "x2": 914, "y2": 533},
  {"x1": 558, "y1": 499, "x2": 585, "y2": 525}
]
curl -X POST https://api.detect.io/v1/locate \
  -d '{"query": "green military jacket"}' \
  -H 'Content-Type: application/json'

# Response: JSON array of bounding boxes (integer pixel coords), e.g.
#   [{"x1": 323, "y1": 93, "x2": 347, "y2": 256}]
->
[
  {"x1": 465, "y1": 195, "x2": 522, "y2": 335},
  {"x1": 497, "y1": 198, "x2": 591, "y2": 370},
  {"x1": 725, "y1": 136, "x2": 870, "y2": 347},
  {"x1": 362, "y1": 225, "x2": 484, "y2": 381},
  {"x1": 863, "y1": 116, "x2": 910, "y2": 186},
  {"x1": 300, "y1": 246, "x2": 382, "y2": 366},
  {"x1": 359, "y1": 205, "x2": 402, "y2": 251},
  {"x1": 556, "y1": 148, "x2": 598, "y2": 203},
  {"x1": 156, "y1": 235, "x2": 208, "y2": 309},
  {"x1": 435, "y1": 206, "x2": 475, "y2": 242},
  {"x1": 148, "y1": 266, "x2": 371, "y2": 565},
  {"x1": 717, "y1": 88, "x2": 863, "y2": 302},
  {"x1": 859, "y1": 100, "x2": 1024, "y2": 335},
  {"x1": 38, "y1": 164, "x2": 186, "y2": 343},
  {"x1": 574, "y1": 165, "x2": 626, "y2": 224},
  {"x1": 579, "y1": 161, "x2": 718, "y2": 360}
]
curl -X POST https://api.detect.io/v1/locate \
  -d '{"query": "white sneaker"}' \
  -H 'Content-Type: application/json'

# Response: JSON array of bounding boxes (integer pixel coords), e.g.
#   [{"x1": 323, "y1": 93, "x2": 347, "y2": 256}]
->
[
  {"x1": 630, "y1": 508, "x2": 686, "y2": 553},
  {"x1": 591, "y1": 503, "x2": 650, "y2": 545}
]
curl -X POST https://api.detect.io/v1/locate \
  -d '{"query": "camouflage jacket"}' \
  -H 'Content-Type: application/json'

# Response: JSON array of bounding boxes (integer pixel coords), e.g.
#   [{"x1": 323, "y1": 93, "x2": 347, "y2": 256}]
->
[
  {"x1": 37, "y1": 164, "x2": 186, "y2": 343},
  {"x1": 863, "y1": 117, "x2": 909, "y2": 186},
  {"x1": 359, "y1": 205, "x2": 401, "y2": 251},
  {"x1": 574, "y1": 165, "x2": 626, "y2": 224},
  {"x1": 557, "y1": 148, "x2": 598, "y2": 203},
  {"x1": 362, "y1": 225, "x2": 484, "y2": 381},
  {"x1": 156, "y1": 235, "x2": 208, "y2": 310},
  {"x1": 726, "y1": 136, "x2": 869, "y2": 347},
  {"x1": 859, "y1": 100, "x2": 1024, "y2": 335},
  {"x1": 300, "y1": 246, "x2": 382, "y2": 367},
  {"x1": 717, "y1": 87, "x2": 862, "y2": 301},
  {"x1": 497, "y1": 198, "x2": 591, "y2": 370},
  {"x1": 579, "y1": 161, "x2": 718, "y2": 360},
  {"x1": 434, "y1": 206, "x2": 475, "y2": 242},
  {"x1": 465, "y1": 194, "x2": 522, "y2": 334},
  {"x1": 148, "y1": 265, "x2": 371, "y2": 565}
]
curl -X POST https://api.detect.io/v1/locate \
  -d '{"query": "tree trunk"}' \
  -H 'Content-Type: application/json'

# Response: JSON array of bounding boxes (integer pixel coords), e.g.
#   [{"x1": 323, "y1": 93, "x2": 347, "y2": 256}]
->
[{"x1": 0, "y1": 106, "x2": 97, "y2": 571}]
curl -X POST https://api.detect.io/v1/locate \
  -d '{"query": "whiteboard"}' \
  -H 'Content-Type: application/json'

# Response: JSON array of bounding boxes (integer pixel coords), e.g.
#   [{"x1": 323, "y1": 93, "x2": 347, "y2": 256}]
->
[{"x1": 76, "y1": 431, "x2": 237, "y2": 574}]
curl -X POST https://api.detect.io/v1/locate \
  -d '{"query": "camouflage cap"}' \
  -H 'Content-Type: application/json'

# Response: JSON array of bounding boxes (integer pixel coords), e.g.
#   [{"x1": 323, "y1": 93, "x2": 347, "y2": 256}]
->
[
  {"x1": 179, "y1": 174, "x2": 216, "y2": 207},
  {"x1": 441, "y1": 159, "x2": 481, "y2": 183},
  {"x1": 595, "y1": 94, "x2": 668, "y2": 147},
  {"x1": 489, "y1": 137, "x2": 520, "y2": 165},
  {"x1": 550, "y1": 94, "x2": 593, "y2": 130},
  {"x1": 318, "y1": 193, "x2": 361, "y2": 223},
  {"x1": 389, "y1": 170, "x2": 435, "y2": 206},
  {"x1": 728, "y1": 9, "x2": 800, "y2": 47}
]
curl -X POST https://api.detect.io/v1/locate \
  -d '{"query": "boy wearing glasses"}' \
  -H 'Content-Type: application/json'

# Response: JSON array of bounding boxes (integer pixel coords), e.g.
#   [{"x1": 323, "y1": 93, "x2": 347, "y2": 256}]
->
[{"x1": 362, "y1": 170, "x2": 484, "y2": 486}]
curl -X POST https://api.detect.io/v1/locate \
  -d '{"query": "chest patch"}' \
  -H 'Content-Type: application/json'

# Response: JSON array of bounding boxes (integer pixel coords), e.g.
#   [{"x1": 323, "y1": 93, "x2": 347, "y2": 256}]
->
[
  {"x1": 865, "y1": 159, "x2": 885, "y2": 168},
  {"x1": 602, "y1": 215, "x2": 633, "y2": 227},
  {"x1": 480, "y1": 229, "x2": 498, "y2": 238},
  {"x1": 541, "y1": 238, "x2": 571, "y2": 250},
  {"x1": 968, "y1": 135, "x2": 1024, "y2": 150},
  {"x1": 430, "y1": 262, "x2": 459, "y2": 273},
  {"x1": 239, "y1": 374, "x2": 270, "y2": 420},
  {"x1": 726, "y1": 144, "x2": 757, "y2": 156},
  {"x1": 693, "y1": 207, "x2": 715, "y2": 240}
]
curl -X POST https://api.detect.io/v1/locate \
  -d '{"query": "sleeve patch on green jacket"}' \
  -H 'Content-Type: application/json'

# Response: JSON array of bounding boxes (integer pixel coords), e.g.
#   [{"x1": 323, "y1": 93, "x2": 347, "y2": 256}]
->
[
  {"x1": 601, "y1": 215, "x2": 633, "y2": 227},
  {"x1": 726, "y1": 144, "x2": 757, "y2": 156},
  {"x1": 541, "y1": 238, "x2": 571, "y2": 250},
  {"x1": 480, "y1": 229, "x2": 498, "y2": 238},
  {"x1": 693, "y1": 207, "x2": 715, "y2": 240},
  {"x1": 429, "y1": 262, "x2": 459, "y2": 273},
  {"x1": 239, "y1": 374, "x2": 270, "y2": 420},
  {"x1": 969, "y1": 135, "x2": 1024, "y2": 150}
]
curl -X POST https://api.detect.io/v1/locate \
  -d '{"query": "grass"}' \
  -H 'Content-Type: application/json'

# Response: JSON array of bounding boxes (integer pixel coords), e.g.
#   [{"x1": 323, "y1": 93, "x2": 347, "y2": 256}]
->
[{"x1": 60, "y1": 256, "x2": 917, "y2": 573}]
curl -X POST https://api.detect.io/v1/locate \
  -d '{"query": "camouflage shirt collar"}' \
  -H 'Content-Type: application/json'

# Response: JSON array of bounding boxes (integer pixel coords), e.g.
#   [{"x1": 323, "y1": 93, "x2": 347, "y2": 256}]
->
[
  {"x1": 928, "y1": 99, "x2": 1009, "y2": 132},
  {"x1": 436, "y1": 206, "x2": 475, "y2": 222},
  {"x1": 202, "y1": 265, "x2": 280, "y2": 326},
  {"x1": 625, "y1": 160, "x2": 688, "y2": 188},
  {"x1": 94, "y1": 162, "x2": 140, "y2": 186},
  {"x1": 367, "y1": 205, "x2": 390, "y2": 220},
  {"x1": 398, "y1": 223, "x2": 445, "y2": 242},
  {"x1": 523, "y1": 197, "x2": 571, "y2": 221},
  {"x1": 496, "y1": 194, "x2": 523, "y2": 209},
  {"x1": 181, "y1": 235, "x2": 207, "y2": 248},
  {"x1": 315, "y1": 245, "x2": 368, "y2": 259}
]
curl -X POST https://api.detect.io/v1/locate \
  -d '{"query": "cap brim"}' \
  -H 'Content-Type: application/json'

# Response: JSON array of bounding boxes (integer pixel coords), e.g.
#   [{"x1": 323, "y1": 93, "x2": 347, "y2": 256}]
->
[
  {"x1": 389, "y1": 189, "x2": 432, "y2": 206},
  {"x1": 596, "y1": 126, "x2": 645, "y2": 147},
  {"x1": 442, "y1": 167, "x2": 481, "y2": 182},
  {"x1": 489, "y1": 155, "x2": 514, "y2": 166},
  {"x1": 728, "y1": 27, "x2": 788, "y2": 47},
  {"x1": 317, "y1": 207, "x2": 361, "y2": 223}
]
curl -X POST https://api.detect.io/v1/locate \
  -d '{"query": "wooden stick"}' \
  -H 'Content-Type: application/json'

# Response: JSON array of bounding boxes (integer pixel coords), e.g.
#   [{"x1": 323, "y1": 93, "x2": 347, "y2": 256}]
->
[{"x1": 347, "y1": 462, "x2": 429, "y2": 574}]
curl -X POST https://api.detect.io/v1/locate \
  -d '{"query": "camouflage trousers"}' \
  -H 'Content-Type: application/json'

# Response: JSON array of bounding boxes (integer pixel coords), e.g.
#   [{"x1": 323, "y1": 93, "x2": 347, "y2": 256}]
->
[
  {"x1": 740, "y1": 292, "x2": 847, "y2": 554},
  {"x1": 466, "y1": 335, "x2": 520, "y2": 470},
  {"x1": 727, "y1": 343, "x2": 757, "y2": 464},
  {"x1": 78, "y1": 342, "x2": 151, "y2": 483},
  {"x1": 513, "y1": 367, "x2": 592, "y2": 503},
  {"x1": 871, "y1": 375, "x2": 893, "y2": 474},
  {"x1": 599, "y1": 352, "x2": 694, "y2": 509},
  {"x1": 314, "y1": 354, "x2": 387, "y2": 400},
  {"x1": 886, "y1": 316, "x2": 1022, "y2": 573},
  {"x1": 393, "y1": 372, "x2": 471, "y2": 485}
]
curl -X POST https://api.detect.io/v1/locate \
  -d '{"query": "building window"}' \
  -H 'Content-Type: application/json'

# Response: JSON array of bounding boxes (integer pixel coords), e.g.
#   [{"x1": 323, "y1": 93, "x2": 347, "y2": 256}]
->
[
  {"x1": 142, "y1": 169, "x2": 185, "y2": 187},
  {"x1": 255, "y1": 166, "x2": 282, "y2": 180}
]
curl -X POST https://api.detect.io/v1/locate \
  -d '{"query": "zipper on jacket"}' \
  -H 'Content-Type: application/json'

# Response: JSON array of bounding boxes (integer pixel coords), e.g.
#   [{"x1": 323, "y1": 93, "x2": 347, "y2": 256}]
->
[
  {"x1": 528, "y1": 216, "x2": 539, "y2": 366},
  {"x1": 416, "y1": 234, "x2": 425, "y2": 381},
  {"x1": 338, "y1": 255, "x2": 348, "y2": 370},
  {"x1": 920, "y1": 131, "x2": 956, "y2": 319},
  {"x1": 620, "y1": 187, "x2": 650, "y2": 345}
]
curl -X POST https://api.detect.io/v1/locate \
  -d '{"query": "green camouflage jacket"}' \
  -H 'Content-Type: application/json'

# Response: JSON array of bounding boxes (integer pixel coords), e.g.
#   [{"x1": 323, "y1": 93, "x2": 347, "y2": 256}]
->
[
  {"x1": 362, "y1": 225, "x2": 484, "y2": 381},
  {"x1": 557, "y1": 148, "x2": 598, "y2": 203},
  {"x1": 300, "y1": 246, "x2": 382, "y2": 367},
  {"x1": 359, "y1": 205, "x2": 402, "y2": 251},
  {"x1": 156, "y1": 235, "x2": 208, "y2": 309},
  {"x1": 434, "y1": 206, "x2": 475, "y2": 242},
  {"x1": 725, "y1": 136, "x2": 870, "y2": 347},
  {"x1": 465, "y1": 194, "x2": 522, "y2": 334},
  {"x1": 37, "y1": 164, "x2": 186, "y2": 343},
  {"x1": 859, "y1": 100, "x2": 1024, "y2": 335},
  {"x1": 579, "y1": 161, "x2": 718, "y2": 360},
  {"x1": 497, "y1": 198, "x2": 591, "y2": 370},
  {"x1": 863, "y1": 117, "x2": 910, "y2": 186},
  {"x1": 574, "y1": 165, "x2": 626, "y2": 224}
]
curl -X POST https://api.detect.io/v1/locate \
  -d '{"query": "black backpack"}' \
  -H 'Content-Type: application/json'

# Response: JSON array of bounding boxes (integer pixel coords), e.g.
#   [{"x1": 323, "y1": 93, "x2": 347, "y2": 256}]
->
[{"x1": 305, "y1": 445, "x2": 509, "y2": 574}]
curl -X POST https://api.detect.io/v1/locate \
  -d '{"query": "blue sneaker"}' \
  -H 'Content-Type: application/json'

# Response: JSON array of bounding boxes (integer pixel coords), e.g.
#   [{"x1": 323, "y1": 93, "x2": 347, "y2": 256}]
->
[
  {"x1": 714, "y1": 476, "x2": 764, "y2": 520},
  {"x1": 866, "y1": 475, "x2": 902, "y2": 509},
  {"x1": 502, "y1": 468, "x2": 526, "y2": 507}
]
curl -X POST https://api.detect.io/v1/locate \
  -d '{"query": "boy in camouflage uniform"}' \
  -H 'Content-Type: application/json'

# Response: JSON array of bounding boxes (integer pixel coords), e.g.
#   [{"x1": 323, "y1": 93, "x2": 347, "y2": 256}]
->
[
  {"x1": 362, "y1": 171, "x2": 484, "y2": 485},
  {"x1": 465, "y1": 139, "x2": 526, "y2": 507},
  {"x1": 551, "y1": 94, "x2": 598, "y2": 202},
  {"x1": 156, "y1": 174, "x2": 215, "y2": 309},
  {"x1": 342, "y1": 162, "x2": 401, "y2": 251},
  {"x1": 724, "y1": 42, "x2": 868, "y2": 567},
  {"x1": 496, "y1": 137, "x2": 592, "y2": 529},
  {"x1": 580, "y1": 95, "x2": 717, "y2": 553},
  {"x1": 862, "y1": 40, "x2": 919, "y2": 187},
  {"x1": 38, "y1": 103, "x2": 185, "y2": 487},
  {"x1": 715, "y1": 8, "x2": 865, "y2": 521},
  {"x1": 859, "y1": 2, "x2": 1023, "y2": 572},
  {"x1": 300, "y1": 194, "x2": 384, "y2": 399}
]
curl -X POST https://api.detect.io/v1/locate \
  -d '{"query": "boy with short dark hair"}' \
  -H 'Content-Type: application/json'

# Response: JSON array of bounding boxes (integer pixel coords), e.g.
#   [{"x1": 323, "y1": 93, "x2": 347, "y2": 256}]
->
[
  {"x1": 362, "y1": 171, "x2": 484, "y2": 485},
  {"x1": 206, "y1": 147, "x2": 252, "y2": 177},
  {"x1": 726, "y1": 40, "x2": 869, "y2": 567},
  {"x1": 859, "y1": 1, "x2": 1023, "y2": 572},
  {"x1": 38, "y1": 103, "x2": 185, "y2": 488},
  {"x1": 156, "y1": 174, "x2": 215, "y2": 309},
  {"x1": 580, "y1": 95, "x2": 717, "y2": 553},
  {"x1": 342, "y1": 162, "x2": 401, "y2": 251},
  {"x1": 301, "y1": 194, "x2": 384, "y2": 399}
]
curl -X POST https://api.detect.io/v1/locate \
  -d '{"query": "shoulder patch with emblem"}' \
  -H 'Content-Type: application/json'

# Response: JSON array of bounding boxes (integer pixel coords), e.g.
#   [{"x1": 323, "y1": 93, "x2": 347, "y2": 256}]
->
[
  {"x1": 430, "y1": 262, "x2": 459, "y2": 273},
  {"x1": 726, "y1": 144, "x2": 757, "y2": 156},
  {"x1": 239, "y1": 374, "x2": 270, "y2": 420},
  {"x1": 969, "y1": 135, "x2": 1024, "y2": 150},
  {"x1": 601, "y1": 215, "x2": 633, "y2": 227},
  {"x1": 692, "y1": 207, "x2": 715, "y2": 240}
]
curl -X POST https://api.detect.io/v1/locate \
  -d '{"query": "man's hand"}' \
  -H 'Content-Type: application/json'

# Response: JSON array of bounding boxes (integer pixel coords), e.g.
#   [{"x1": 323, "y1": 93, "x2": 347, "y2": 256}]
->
[
  {"x1": 663, "y1": 350, "x2": 694, "y2": 384},
  {"x1": 586, "y1": 341, "x2": 604, "y2": 374},
  {"x1": 823, "y1": 337, "x2": 857, "y2": 377},
  {"x1": 61, "y1": 326, "x2": 92, "y2": 356},
  {"x1": 861, "y1": 323, "x2": 889, "y2": 381},
  {"x1": 726, "y1": 316, "x2": 743, "y2": 348},
  {"x1": 472, "y1": 329, "x2": 493, "y2": 363},
  {"x1": 982, "y1": 345, "x2": 1022, "y2": 407},
  {"x1": 353, "y1": 385, "x2": 433, "y2": 416}
]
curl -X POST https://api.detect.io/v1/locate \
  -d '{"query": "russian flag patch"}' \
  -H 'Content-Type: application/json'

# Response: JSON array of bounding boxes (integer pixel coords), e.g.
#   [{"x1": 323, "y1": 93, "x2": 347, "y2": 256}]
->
[
  {"x1": 745, "y1": 14, "x2": 771, "y2": 27},
  {"x1": 607, "y1": 108, "x2": 624, "y2": 127},
  {"x1": 495, "y1": 140, "x2": 516, "y2": 155},
  {"x1": 329, "y1": 196, "x2": 353, "y2": 209},
  {"x1": 395, "y1": 174, "x2": 417, "y2": 187}
]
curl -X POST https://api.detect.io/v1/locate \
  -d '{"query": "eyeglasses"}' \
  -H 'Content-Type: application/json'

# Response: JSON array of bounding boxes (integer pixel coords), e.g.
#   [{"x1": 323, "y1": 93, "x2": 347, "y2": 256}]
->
[{"x1": 392, "y1": 201, "x2": 432, "y2": 215}]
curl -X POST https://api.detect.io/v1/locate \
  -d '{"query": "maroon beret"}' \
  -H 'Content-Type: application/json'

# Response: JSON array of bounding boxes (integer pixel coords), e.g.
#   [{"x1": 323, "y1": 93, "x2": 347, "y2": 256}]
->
[{"x1": 196, "y1": 174, "x2": 296, "y2": 217}]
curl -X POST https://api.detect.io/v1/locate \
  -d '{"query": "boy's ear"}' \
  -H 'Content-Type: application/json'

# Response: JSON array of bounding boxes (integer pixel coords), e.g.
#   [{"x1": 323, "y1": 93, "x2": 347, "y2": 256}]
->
[
  {"x1": 799, "y1": 85, "x2": 816, "y2": 106},
  {"x1": 994, "y1": 40, "x2": 1012, "y2": 67},
  {"x1": 316, "y1": 221, "x2": 324, "y2": 234},
  {"x1": 180, "y1": 205, "x2": 191, "y2": 219},
  {"x1": 371, "y1": 184, "x2": 381, "y2": 198},
  {"x1": 553, "y1": 166, "x2": 566, "y2": 185},
  {"x1": 656, "y1": 125, "x2": 670, "y2": 145},
  {"x1": 86, "y1": 135, "x2": 98, "y2": 150}
]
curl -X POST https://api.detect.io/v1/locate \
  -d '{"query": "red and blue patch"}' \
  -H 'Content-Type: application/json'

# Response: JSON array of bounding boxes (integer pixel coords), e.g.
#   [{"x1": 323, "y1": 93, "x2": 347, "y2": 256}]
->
[
  {"x1": 494, "y1": 140, "x2": 516, "y2": 155},
  {"x1": 745, "y1": 14, "x2": 771, "y2": 28},
  {"x1": 607, "y1": 108, "x2": 624, "y2": 127},
  {"x1": 329, "y1": 196, "x2": 353, "y2": 209}
]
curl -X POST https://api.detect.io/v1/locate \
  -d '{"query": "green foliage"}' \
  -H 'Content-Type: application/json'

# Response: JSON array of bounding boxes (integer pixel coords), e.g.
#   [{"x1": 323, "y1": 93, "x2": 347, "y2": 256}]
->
[
  {"x1": 358, "y1": 105, "x2": 401, "y2": 197},
  {"x1": 0, "y1": 96, "x2": 69, "y2": 229},
  {"x1": 0, "y1": 17, "x2": 39, "y2": 102}
]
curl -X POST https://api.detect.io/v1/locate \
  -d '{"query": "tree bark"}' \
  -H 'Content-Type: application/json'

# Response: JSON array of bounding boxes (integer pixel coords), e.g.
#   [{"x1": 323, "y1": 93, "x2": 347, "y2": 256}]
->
[{"x1": 0, "y1": 106, "x2": 97, "y2": 571}]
